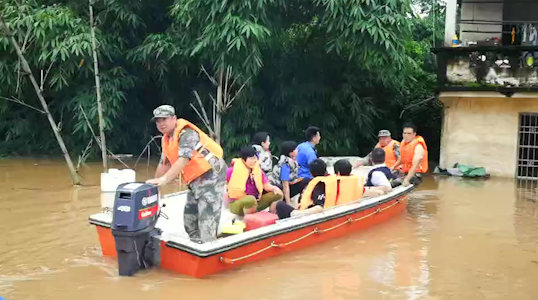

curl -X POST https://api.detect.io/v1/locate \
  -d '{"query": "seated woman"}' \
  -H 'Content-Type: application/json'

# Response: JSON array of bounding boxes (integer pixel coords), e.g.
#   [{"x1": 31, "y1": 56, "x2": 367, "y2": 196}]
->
[
  {"x1": 227, "y1": 146, "x2": 283, "y2": 216},
  {"x1": 275, "y1": 158, "x2": 328, "y2": 219},
  {"x1": 269, "y1": 141, "x2": 309, "y2": 205},
  {"x1": 252, "y1": 132, "x2": 273, "y2": 175}
]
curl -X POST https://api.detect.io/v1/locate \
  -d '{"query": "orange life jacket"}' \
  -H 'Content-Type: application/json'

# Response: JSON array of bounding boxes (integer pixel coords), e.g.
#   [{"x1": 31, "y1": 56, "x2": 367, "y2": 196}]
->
[
  {"x1": 376, "y1": 139, "x2": 400, "y2": 169},
  {"x1": 228, "y1": 158, "x2": 264, "y2": 200},
  {"x1": 161, "y1": 119, "x2": 223, "y2": 184},
  {"x1": 299, "y1": 175, "x2": 364, "y2": 210},
  {"x1": 400, "y1": 136, "x2": 428, "y2": 173},
  {"x1": 335, "y1": 176, "x2": 364, "y2": 206}
]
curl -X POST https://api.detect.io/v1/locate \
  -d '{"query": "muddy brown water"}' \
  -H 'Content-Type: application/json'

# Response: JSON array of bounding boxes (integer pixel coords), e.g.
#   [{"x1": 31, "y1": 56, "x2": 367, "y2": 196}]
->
[{"x1": 1, "y1": 158, "x2": 538, "y2": 300}]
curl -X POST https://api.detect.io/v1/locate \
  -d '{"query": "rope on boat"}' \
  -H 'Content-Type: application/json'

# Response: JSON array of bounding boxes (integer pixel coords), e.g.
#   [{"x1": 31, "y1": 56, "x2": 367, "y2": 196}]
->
[{"x1": 219, "y1": 198, "x2": 404, "y2": 264}]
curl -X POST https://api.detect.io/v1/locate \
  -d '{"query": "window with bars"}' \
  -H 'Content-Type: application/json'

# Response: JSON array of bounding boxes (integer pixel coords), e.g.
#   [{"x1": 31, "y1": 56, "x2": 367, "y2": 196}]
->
[{"x1": 517, "y1": 113, "x2": 538, "y2": 179}]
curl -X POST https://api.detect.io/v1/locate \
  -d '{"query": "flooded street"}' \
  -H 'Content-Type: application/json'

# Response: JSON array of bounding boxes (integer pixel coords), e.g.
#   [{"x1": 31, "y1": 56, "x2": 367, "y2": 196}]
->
[{"x1": 1, "y1": 159, "x2": 538, "y2": 300}]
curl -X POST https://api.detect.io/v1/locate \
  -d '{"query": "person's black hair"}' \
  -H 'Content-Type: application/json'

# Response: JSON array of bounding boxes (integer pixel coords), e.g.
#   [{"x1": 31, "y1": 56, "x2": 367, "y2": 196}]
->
[
  {"x1": 402, "y1": 122, "x2": 417, "y2": 133},
  {"x1": 309, "y1": 158, "x2": 327, "y2": 177},
  {"x1": 281, "y1": 141, "x2": 298, "y2": 157},
  {"x1": 371, "y1": 148, "x2": 386, "y2": 165},
  {"x1": 334, "y1": 159, "x2": 352, "y2": 176},
  {"x1": 305, "y1": 126, "x2": 320, "y2": 141},
  {"x1": 240, "y1": 146, "x2": 258, "y2": 160},
  {"x1": 252, "y1": 132, "x2": 269, "y2": 145}
]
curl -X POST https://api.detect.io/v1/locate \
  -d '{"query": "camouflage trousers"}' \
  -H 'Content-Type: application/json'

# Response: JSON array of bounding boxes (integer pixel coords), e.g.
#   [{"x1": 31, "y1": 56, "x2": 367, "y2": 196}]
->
[{"x1": 184, "y1": 158, "x2": 226, "y2": 243}]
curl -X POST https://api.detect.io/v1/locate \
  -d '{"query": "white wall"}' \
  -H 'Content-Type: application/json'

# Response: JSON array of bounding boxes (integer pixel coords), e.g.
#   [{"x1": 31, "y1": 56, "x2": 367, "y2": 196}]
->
[{"x1": 459, "y1": 0, "x2": 503, "y2": 43}]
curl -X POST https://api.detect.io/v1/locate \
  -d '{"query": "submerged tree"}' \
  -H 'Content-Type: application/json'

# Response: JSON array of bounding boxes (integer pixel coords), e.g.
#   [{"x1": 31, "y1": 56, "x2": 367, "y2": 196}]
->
[{"x1": 0, "y1": 1, "x2": 101, "y2": 183}]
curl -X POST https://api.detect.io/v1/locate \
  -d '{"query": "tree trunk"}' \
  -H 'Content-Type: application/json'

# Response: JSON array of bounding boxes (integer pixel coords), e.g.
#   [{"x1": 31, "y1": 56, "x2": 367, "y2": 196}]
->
[
  {"x1": 89, "y1": 0, "x2": 108, "y2": 172},
  {"x1": 215, "y1": 68, "x2": 224, "y2": 144},
  {"x1": 0, "y1": 18, "x2": 81, "y2": 185}
]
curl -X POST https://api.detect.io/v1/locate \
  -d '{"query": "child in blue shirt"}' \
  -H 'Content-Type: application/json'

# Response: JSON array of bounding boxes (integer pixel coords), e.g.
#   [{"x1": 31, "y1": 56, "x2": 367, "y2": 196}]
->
[{"x1": 270, "y1": 141, "x2": 309, "y2": 204}]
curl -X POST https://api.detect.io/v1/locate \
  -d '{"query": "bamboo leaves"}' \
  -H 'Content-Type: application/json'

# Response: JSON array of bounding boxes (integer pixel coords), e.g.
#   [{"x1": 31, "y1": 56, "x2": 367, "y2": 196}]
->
[
  {"x1": 171, "y1": 0, "x2": 274, "y2": 78},
  {"x1": 0, "y1": 0, "x2": 442, "y2": 162},
  {"x1": 316, "y1": 0, "x2": 412, "y2": 70}
]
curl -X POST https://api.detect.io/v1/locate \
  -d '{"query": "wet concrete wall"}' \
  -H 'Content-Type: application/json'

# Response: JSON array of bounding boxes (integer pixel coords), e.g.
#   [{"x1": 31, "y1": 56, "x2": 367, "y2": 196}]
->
[{"x1": 440, "y1": 92, "x2": 538, "y2": 177}]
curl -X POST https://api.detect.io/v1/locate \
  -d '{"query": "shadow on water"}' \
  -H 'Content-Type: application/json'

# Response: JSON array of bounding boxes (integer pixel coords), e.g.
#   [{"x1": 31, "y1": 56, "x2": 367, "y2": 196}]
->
[{"x1": 1, "y1": 159, "x2": 538, "y2": 300}]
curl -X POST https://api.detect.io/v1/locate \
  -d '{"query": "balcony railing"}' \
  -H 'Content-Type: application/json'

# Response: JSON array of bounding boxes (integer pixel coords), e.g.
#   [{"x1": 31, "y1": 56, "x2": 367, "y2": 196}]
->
[{"x1": 432, "y1": 46, "x2": 538, "y2": 96}]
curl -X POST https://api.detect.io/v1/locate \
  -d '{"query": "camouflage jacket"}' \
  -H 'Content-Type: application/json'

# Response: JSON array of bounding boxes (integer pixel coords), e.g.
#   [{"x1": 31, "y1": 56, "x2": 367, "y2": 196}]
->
[
  {"x1": 269, "y1": 155, "x2": 299, "y2": 187},
  {"x1": 160, "y1": 128, "x2": 226, "y2": 197},
  {"x1": 252, "y1": 144, "x2": 273, "y2": 174}
]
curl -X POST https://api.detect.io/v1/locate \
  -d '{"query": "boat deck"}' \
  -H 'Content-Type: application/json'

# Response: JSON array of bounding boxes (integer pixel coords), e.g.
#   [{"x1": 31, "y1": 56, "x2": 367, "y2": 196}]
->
[
  {"x1": 90, "y1": 168, "x2": 412, "y2": 256},
  {"x1": 92, "y1": 161, "x2": 375, "y2": 242},
  {"x1": 89, "y1": 162, "x2": 413, "y2": 277}
]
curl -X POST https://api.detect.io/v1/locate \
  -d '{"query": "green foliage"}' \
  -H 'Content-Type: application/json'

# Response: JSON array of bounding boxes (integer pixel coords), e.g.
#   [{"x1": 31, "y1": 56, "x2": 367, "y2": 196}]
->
[
  {"x1": 0, "y1": 0, "x2": 96, "y2": 154},
  {"x1": 0, "y1": 0, "x2": 444, "y2": 161},
  {"x1": 170, "y1": 0, "x2": 276, "y2": 77},
  {"x1": 317, "y1": 0, "x2": 412, "y2": 65},
  {"x1": 0, "y1": 0, "x2": 164, "y2": 155}
]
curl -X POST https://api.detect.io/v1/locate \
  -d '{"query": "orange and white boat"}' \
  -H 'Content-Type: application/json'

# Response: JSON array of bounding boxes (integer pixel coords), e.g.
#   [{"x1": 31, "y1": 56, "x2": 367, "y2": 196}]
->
[{"x1": 89, "y1": 172, "x2": 414, "y2": 278}]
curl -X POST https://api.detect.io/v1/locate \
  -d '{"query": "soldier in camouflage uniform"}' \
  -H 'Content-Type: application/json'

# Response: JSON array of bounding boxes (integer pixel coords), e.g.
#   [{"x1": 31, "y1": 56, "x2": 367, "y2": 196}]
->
[{"x1": 146, "y1": 105, "x2": 226, "y2": 243}]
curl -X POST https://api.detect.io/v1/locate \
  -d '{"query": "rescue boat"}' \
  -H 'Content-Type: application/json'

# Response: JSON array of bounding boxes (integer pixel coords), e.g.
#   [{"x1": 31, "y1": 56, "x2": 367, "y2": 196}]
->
[{"x1": 89, "y1": 173, "x2": 414, "y2": 278}]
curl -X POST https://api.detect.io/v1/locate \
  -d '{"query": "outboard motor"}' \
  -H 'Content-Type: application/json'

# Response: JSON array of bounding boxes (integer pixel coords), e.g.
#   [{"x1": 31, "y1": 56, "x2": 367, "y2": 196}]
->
[{"x1": 112, "y1": 183, "x2": 161, "y2": 276}]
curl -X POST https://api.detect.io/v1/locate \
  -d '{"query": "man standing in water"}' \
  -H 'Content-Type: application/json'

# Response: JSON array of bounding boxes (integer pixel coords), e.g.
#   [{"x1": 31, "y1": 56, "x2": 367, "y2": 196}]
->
[
  {"x1": 146, "y1": 105, "x2": 226, "y2": 243},
  {"x1": 392, "y1": 123, "x2": 428, "y2": 187}
]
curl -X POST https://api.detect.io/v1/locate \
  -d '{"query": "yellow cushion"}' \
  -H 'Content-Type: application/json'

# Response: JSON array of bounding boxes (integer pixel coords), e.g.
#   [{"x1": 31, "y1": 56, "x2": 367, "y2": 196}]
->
[{"x1": 222, "y1": 224, "x2": 244, "y2": 235}]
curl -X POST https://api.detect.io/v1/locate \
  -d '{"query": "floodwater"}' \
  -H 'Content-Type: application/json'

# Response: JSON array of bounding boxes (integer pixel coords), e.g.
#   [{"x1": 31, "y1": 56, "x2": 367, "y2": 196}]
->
[{"x1": 1, "y1": 158, "x2": 538, "y2": 300}]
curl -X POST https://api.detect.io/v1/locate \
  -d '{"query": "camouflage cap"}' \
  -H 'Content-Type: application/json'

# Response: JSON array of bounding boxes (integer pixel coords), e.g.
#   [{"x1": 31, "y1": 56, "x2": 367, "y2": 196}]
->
[
  {"x1": 378, "y1": 130, "x2": 391, "y2": 137},
  {"x1": 152, "y1": 105, "x2": 175, "y2": 120}
]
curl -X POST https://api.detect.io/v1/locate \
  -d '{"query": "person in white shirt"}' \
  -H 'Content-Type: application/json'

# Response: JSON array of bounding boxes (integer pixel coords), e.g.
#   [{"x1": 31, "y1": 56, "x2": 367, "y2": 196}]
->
[{"x1": 365, "y1": 148, "x2": 393, "y2": 193}]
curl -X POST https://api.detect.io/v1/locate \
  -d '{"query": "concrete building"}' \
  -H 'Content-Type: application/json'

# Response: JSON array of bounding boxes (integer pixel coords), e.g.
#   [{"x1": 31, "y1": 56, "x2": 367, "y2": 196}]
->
[{"x1": 436, "y1": 0, "x2": 538, "y2": 178}]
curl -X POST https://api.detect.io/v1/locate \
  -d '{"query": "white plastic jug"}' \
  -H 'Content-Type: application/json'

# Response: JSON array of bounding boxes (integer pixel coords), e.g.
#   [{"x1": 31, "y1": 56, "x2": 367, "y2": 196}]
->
[
  {"x1": 100, "y1": 192, "x2": 115, "y2": 209},
  {"x1": 100, "y1": 169, "x2": 136, "y2": 192}
]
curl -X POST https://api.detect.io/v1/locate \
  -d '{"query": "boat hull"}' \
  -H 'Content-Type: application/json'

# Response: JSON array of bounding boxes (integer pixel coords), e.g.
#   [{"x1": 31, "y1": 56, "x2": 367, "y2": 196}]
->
[{"x1": 91, "y1": 192, "x2": 409, "y2": 278}]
